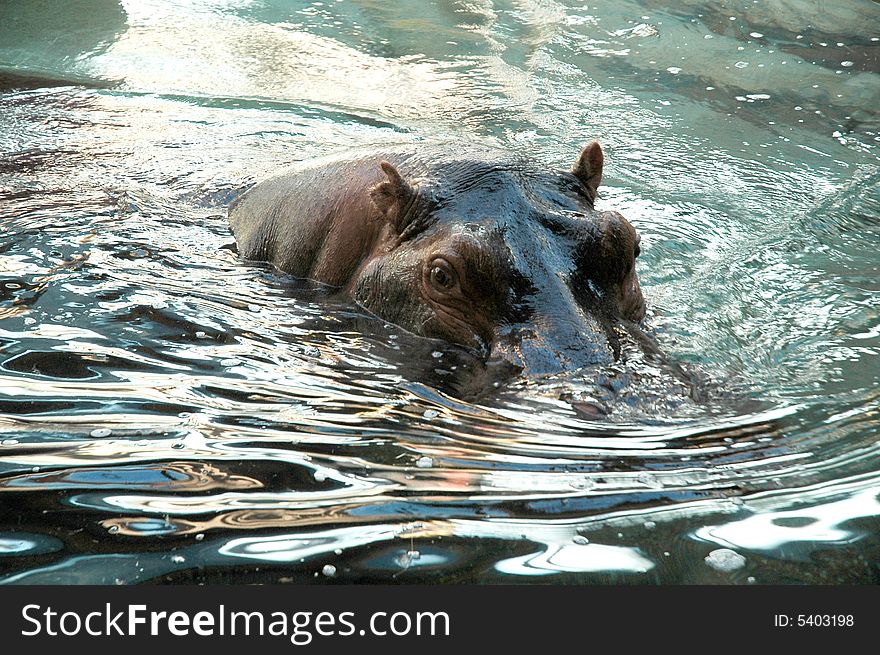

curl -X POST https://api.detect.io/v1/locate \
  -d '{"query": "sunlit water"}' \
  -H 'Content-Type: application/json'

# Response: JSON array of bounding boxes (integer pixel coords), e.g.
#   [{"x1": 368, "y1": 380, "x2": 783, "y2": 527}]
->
[{"x1": 0, "y1": 0, "x2": 878, "y2": 584}]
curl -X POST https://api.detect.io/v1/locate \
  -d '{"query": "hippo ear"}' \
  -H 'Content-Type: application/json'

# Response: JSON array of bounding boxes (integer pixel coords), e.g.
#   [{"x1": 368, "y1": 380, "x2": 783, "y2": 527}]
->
[
  {"x1": 370, "y1": 161, "x2": 415, "y2": 231},
  {"x1": 572, "y1": 141, "x2": 604, "y2": 200}
]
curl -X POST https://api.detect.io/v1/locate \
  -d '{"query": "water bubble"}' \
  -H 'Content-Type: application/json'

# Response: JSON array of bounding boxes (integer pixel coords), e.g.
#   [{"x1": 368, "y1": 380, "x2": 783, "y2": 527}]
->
[
  {"x1": 1, "y1": 439, "x2": 19, "y2": 446},
  {"x1": 734, "y1": 61, "x2": 749, "y2": 69},
  {"x1": 313, "y1": 471, "x2": 327, "y2": 482},
  {"x1": 431, "y1": 351, "x2": 443, "y2": 359},
  {"x1": 220, "y1": 358, "x2": 241, "y2": 367},
  {"x1": 841, "y1": 61, "x2": 854, "y2": 67},
  {"x1": 422, "y1": 409, "x2": 439, "y2": 419},
  {"x1": 749, "y1": 32, "x2": 764, "y2": 38},
  {"x1": 666, "y1": 66, "x2": 682, "y2": 74},
  {"x1": 705, "y1": 548, "x2": 746, "y2": 572},
  {"x1": 171, "y1": 555, "x2": 185, "y2": 564},
  {"x1": 195, "y1": 533, "x2": 205, "y2": 541},
  {"x1": 108, "y1": 525, "x2": 119, "y2": 534},
  {"x1": 415, "y1": 456, "x2": 434, "y2": 469},
  {"x1": 643, "y1": 521, "x2": 657, "y2": 530},
  {"x1": 572, "y1": 536, "x2": 590, "y2": 545},
  {"x1": 395, "y1": 549, "x2": 421, "y2": 567},
  {"x1": 322, "y1": 564, "x2": 337, "y2": 577},
  {"x1": 747, "y1": 576, "x2": 756, "y2": 584},
  {"x1": 746, "y1": 94, "x2": 770, "y2": 100},
  {"x1": 195, "y1": 331, "x2": 208, "y2": 339},
  {"x1": 90, "y1": 428, "x2": 112, "y2": 438},
  {"x1": 334, "y1": 548, "x2": 343, "y2": 556},
  {"x1": 704, "y1": 34, "x2": 713, "y2": 39}
]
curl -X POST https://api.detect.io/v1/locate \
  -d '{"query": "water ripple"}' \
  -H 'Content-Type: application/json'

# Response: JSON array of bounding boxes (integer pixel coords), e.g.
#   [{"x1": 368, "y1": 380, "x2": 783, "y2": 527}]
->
[{"x1": 1, "y1": 0, "x2": 878, "y2": 584}]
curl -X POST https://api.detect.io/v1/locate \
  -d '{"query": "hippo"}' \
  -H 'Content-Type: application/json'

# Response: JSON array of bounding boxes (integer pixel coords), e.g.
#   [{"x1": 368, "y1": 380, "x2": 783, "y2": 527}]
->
[{"x1": 228, "y1": 141, "x2": 648, "y2": 385}]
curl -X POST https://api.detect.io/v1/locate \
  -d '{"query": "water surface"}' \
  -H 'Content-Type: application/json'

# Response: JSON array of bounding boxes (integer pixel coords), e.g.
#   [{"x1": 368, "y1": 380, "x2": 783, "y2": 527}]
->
[{"x1": 1, "y1": 0, "x2": 879, "y2": 584}]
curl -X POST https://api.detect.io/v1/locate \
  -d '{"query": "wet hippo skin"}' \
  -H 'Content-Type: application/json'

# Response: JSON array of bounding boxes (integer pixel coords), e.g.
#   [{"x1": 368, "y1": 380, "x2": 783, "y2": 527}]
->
[{"x1": 228, "y1": 141, "x2": 646, "y2": 377}]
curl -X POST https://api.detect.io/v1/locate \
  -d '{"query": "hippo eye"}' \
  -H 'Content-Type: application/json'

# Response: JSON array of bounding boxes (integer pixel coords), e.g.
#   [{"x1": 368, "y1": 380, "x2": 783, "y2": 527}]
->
[{"x1": 428, "y1": 258, "x2": 458, "y2": 292}]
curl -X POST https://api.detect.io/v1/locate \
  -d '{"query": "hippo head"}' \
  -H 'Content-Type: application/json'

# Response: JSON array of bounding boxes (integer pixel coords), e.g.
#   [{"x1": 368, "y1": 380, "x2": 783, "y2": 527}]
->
[{"x1": 351, "y1": 142, "x2": 646, "y2": 375}]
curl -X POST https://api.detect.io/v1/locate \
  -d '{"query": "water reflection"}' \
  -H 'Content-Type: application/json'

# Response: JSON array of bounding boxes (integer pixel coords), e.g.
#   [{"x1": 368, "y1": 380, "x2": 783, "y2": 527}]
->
[
  {"x1": 495, "y1": 543, "x2": 654, "y2": 576},
  {"x1": 695, "y1": 479, "x2": 880, "y2": 551},
  {"x1": 218, "y1": 525, "x2": 402, "y2": 562},
  {"x1": 0, "y1": 0, "x2": 878, "y2": 584}
]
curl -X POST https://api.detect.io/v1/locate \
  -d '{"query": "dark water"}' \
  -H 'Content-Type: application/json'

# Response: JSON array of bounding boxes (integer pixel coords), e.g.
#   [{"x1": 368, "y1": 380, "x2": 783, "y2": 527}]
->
[{"x1": 0, "y1": 0, "x2": 878, "y2": 584}]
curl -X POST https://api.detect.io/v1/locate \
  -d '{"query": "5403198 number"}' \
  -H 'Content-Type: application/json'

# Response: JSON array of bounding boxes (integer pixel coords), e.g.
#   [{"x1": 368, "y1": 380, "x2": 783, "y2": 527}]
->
[{"x1": 773, "y1": 614, "x2": 854, "y2": 627}]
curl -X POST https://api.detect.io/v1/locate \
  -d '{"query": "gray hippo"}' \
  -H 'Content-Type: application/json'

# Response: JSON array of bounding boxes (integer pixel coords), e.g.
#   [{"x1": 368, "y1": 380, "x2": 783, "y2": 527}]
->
[{"x1": 228, "y1": 141, "x2": 647, "y2": 379}]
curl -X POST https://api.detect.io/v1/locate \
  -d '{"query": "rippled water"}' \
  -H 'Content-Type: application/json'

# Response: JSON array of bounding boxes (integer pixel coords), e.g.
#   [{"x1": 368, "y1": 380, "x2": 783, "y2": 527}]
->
[{"x1": 1, "y1": 0, "x2": 878, "y2": 584}]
